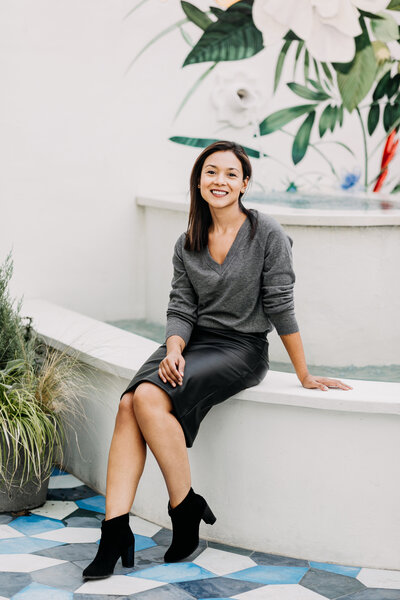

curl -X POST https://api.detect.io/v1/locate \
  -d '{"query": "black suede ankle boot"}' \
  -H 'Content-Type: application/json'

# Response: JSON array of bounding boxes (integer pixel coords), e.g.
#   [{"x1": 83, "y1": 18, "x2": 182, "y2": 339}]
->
[
  {"x1": 164, "y1": 487, "x2": 216, "y2": 563},
  {"x1": 82, "y1": 513, "x2": 135, "y2": 579}
]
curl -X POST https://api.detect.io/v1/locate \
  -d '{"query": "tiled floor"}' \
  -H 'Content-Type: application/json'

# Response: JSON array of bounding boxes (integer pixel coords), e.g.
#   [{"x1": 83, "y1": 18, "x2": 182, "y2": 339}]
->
[{"x1": 1, "y1": 469, "x2": 400, "y2": 599}]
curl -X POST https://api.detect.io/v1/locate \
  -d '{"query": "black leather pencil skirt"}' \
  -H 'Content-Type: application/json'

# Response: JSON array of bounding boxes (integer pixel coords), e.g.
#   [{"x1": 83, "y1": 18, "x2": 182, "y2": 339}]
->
[{"x1": 120, "y1": 324, "x2": 269, "y2": 448}]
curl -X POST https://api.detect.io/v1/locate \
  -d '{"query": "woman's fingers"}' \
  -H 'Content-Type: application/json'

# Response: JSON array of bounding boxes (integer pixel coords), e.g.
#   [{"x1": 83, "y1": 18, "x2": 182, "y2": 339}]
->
[
  {"x1": 323, "y1": 378, "x2": 353, "y2": 390},
  {"x1": 303, "y1": 375, "x2": 354, "y2": 391},
  {"x1": 317, "y1": 377, "x2": 353, "y2": 390},
  {"x1": 159, "y1": 358, "x2": 182, "y2": 387}
]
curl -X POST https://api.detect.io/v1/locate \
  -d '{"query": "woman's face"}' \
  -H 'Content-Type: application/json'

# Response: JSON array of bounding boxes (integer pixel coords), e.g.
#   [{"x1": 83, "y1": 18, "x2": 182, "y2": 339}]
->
[{"x1": 199, "y1": 150, "x2": 249, "y2": 211}]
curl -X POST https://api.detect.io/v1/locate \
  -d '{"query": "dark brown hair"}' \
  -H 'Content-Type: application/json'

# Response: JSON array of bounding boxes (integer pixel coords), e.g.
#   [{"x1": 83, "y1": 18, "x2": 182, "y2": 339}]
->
[{"x1": 183, "y1": 140, "x2": 258, "y2": 252}]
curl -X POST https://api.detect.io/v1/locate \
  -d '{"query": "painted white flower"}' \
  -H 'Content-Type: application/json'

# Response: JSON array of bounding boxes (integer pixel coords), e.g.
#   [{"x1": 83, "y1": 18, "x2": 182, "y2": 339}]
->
[
  {"x1": 211, "y1": 71, "x2": 266, "y2": 128},
  {"x1": 252, "y1": 0, "x2": 391, "y2": 63}
]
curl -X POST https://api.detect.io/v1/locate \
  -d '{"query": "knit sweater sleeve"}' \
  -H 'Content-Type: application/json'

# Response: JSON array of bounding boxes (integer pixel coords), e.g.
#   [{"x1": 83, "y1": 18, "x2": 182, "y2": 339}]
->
[
  {"x1": 165, "y1": 234, "x2": 198, "y2": 347},
  {"x1": 261, "y1": 224, "x2": 299, "y2": 335}
]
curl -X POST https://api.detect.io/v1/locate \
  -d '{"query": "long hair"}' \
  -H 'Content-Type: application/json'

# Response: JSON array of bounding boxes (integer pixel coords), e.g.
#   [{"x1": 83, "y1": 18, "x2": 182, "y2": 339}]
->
[{"x1": 183, "y1": 140, "x2": 258, "y2": 252}]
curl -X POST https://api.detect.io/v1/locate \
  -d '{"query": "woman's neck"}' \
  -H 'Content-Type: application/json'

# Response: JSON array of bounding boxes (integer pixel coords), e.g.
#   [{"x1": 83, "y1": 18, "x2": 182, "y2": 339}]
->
[{"x1": 208, "y1": 205, "x2": 247, "y2": 235}]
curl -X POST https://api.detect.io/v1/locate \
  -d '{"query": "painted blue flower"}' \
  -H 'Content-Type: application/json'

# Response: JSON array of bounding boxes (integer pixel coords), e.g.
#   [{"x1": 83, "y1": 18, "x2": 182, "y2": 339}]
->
[{"x1": 340, "y1": 170, "x2": 361, "y2": 190}]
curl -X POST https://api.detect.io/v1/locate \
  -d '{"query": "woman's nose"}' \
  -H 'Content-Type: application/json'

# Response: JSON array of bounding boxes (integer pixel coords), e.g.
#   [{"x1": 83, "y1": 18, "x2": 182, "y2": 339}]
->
[{"x1": 214, "y1": 173, "x2": 227, "y2": 185}]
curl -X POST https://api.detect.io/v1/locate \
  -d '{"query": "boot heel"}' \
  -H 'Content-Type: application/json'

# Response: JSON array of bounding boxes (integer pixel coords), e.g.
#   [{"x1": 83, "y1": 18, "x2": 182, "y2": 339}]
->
[
  {"x1": 202, "y1": 502, "x2": 216, "y2": 525},
  {"x1": 121, "y1": 543, "x2": 135, "y2": 568}
]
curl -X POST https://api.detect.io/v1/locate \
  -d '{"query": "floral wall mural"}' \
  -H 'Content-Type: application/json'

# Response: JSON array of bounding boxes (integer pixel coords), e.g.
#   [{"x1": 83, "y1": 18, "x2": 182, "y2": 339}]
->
[{"x1": 127, "y1": 0, "x2": 400, "y2": 197}]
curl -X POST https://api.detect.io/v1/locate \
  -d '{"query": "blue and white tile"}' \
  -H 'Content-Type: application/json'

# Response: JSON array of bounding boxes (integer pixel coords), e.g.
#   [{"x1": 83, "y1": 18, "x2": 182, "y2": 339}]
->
[
  {"x1": 76, "y1": 496, "x2": 106, "y2": 514},
  {"x1": 30, "y1": 501, "x2": 78, "y2": 521},
  {"x1": 0, "y1": 537, "x2": 65, "y2": 554},
  {"x1": 51, "y1": 467, "x2": 69, "y2": 476},
  {"x1": 174, "y1": 575, "x2": 263, "y2": 598},
  {"x1": 357, "y1": 567, "x2": 400, "y2": 589},
  {"x1": 309, "y1": 560, "x2": 361, "y2": 577},
  {"x1": 133, "y1": 533, "x2": 157, "y2": 552},
  {"x1": 9, "y1": 515, "x2": 65, "y2": 536},
  {"x1": 11, "y1": 581, "x2": 73, "y2": 600},
  {"x1": 226, "y1": 565, "x2": 309, "y2": 585},
  {"x1": 192, "y1": 547, "x2": 257, "y2": 576},
  {"x1": 129, "y1": 515, "x2": 162, "y2": 537},
  {"x1": 48, "y1": 474, "x2": 85, "y2": 489},
  {"x1": 76, "y1": 574, "x2": 166, "y2": 595},
  {"x1": 0, "y1": 554, "x2": 66, "y2": 572},
  {"x1": 33, "y1": 527, "x2": 100, "y2": 544},
  {"x1": 0, "y1": 524, "x2": 24, "y2": 539},
  {"x1": 232, "y1": 584, "x2": 329, "y2": 599},
  {"x1": 129, "y1": 562, "x2": 216, "y2": 583},
  {"x1": 31, "y1": 560, "x2": 84, "y2": 591}
]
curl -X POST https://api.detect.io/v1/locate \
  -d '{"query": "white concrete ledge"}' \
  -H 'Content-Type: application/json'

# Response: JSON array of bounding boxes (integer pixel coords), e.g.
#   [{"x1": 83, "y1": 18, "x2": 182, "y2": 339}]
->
[
  {"x1": 136, "y1": 194, "x2": 400, "y2": 226},
  {"x1": 21, "y1": 298, "x2": 400, "y2": 570},
  {"x1": 22, "y1": 298, "x2": 400, "y2": 416}
]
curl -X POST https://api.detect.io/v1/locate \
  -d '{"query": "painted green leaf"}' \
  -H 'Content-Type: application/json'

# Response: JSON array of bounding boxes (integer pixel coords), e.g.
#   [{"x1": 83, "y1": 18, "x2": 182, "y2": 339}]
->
[
  {"x1": 383, "y1": 102, "x2": 394, "y2": 131},
  {"x1": 329, "y1": 105, "x2": 338, "y2": 132},
  {"x1": 388, "y1": 74, "x2": 400, "y2": 98},
  {"x1": 371, "y1": 11, "x2": 399, "y2": 41},
  {"x1": 287, "y1": 82, "x2": 330, "y2": 101},
  {"x1": 292, "y1": 111, "x2": 315, "y2": 164},
  {"x1": 181, "y1": 1, "x2": 212, "y2": 31},
  {"x1": 368, "y1": 102, "x2": 380, "y2": 134},
  {"x1": 274, "y1": 40, "x2": 292, "y2": 93},
  {"x1": 284, "y1": 30, "x2": 302, "y2": 41},
  {"x1": 321, "y1": 61, "x2": 333, "y2": 84},
  {"x1": 373, "y1": 70, "x2": 391, "y2": 100},
  {"x1": 387, "y1": 0, "x2": 400, "y2": 10},
  {"x1": 391, "y1": 182, "x2": 400, "y2": 193},
  {"x1": 358, "y1": 9, "x2": 384, "y2": 19},
  {"x1": 209, "y1": 7, "x2": 225, "y2": 18},
  {"x1": 312, "y1": 60, "x2": 322, "y2": 86},
  {"x1": 304, "y1": 48, "x2": 310, "y2": 83},
  {"x1": 308, "y1": 78, "x2": 324, "y2": 93},
  {"x1": 338, "y1": 104, "x2": 344, "y2": 126},
  {"x1": 392, "y1": 100, "x2": 400, "y2": 130},
  {"x1": 319, "y1": 105, "x2": 332, "y2": 137},
  {"x1": 168, "y1": 136, "x2": 268, "y2": 158},
  {"x1": 334, "y1": 24, "x2": 378, "y2": 112},
  {"x1": 259, "y1": 104, "x2": 317, "y2": 135},
  {"x1": 293, "y1": 41, "x2": 304, "y2": 78},
  {"x1": 183, "y1": 2, "x2": 263, "y2": 66}
]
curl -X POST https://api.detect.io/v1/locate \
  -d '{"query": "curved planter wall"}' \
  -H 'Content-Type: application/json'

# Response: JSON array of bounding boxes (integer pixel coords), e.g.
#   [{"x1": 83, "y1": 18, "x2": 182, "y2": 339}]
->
[
  {"x1": 135, "y1": 195, "x2": 400, "y2": 369},
  {"x1": 22, "y1": 298, "x2": 400, "y2": 570}
]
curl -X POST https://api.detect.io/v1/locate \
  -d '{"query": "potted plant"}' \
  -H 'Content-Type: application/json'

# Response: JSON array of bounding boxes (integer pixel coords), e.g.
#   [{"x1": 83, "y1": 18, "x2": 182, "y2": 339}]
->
[{"x1": 0, "y1": 251, "x2": 88, "y2": 512}]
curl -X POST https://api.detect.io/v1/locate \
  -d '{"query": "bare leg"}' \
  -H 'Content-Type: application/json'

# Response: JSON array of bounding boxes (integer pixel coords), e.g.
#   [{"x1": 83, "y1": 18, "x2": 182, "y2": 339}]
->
[
  {"x1": 105, "y1": 392, "x2": 147, "y2": 520},
  {"x1": 132, "y1": 382, "x2": 191, "y2": 509}
]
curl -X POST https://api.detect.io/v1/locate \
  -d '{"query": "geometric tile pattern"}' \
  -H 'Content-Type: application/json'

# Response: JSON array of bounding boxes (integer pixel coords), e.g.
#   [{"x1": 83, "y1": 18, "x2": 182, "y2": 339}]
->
[{"x1": 0, "y1": 468, "x2": 399, "y2": 599}]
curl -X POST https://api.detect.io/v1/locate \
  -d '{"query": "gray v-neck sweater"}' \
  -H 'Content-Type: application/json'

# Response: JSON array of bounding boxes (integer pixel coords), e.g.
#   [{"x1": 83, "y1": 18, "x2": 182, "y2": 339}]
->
[{"x1": 165, "y1": 208, "x2": 299, "y2": 346}]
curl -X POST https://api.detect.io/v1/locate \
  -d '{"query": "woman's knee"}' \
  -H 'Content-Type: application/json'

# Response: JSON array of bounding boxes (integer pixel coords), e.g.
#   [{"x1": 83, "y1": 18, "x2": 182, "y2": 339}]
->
[
  {"x1": 117, "y1": 392, "x2": 135, "y2": 421},
  {"x1": 132, "y1": 383, "x2": 173, "y2": 415}
]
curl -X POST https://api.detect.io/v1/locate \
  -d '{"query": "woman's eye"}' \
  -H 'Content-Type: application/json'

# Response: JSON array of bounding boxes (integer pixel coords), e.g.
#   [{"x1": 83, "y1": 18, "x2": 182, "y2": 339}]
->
[{"x1": 229, "y1": 173, "x2": 237, "y2": 177}]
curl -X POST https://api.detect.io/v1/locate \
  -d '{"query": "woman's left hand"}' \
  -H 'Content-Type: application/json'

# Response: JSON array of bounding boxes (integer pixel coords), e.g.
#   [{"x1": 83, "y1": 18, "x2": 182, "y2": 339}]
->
[{"x1": 301, "y1": 373, "x2": 353, "y2": 391}]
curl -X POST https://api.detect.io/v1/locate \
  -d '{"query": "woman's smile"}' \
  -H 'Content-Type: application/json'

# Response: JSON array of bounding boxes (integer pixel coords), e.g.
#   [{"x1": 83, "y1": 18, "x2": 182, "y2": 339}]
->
[{"x1": 210, "y1": 189, "x2": 229, "y2": 197}]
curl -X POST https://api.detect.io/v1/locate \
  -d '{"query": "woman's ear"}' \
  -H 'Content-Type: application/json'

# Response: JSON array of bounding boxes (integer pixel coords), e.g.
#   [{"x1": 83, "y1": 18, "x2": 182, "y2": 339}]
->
[{"x1": 241, "y1": 176, "x2": 249, "y2": 194}]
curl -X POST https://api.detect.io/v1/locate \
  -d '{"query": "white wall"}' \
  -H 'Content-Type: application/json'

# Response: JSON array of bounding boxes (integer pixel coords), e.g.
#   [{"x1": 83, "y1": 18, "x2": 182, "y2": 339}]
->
[
  {"x1": 1, "y1": 1, "x2": 397, "y2": 324},
  {"x1": 0, "y1": 1, "x2": 195, "y2": 320}
]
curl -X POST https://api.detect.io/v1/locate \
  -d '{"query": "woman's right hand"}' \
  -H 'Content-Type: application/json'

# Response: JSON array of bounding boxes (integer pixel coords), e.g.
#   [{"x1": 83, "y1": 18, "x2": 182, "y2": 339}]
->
[{"x1": 158, "y1": 350, "x2": 185, "y2": 388}]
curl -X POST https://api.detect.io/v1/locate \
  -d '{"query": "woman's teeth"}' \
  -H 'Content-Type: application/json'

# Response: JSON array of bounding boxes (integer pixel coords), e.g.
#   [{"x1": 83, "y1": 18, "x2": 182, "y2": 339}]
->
[{"x1": 211, "y1": 190, "x2": 228, "y2": 197}]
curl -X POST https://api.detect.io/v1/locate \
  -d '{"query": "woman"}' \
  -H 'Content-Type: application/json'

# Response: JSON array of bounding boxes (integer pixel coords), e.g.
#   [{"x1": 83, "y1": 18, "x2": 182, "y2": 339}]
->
[{"x1": 82, "y1": 140, "x2": 352, "y2": 580}]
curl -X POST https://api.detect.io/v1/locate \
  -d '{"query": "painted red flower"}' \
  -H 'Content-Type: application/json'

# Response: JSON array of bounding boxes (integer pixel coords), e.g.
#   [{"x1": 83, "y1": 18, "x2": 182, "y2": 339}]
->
[{"x1": 373, "y1": 130, "x2": 398, "y2": 199}]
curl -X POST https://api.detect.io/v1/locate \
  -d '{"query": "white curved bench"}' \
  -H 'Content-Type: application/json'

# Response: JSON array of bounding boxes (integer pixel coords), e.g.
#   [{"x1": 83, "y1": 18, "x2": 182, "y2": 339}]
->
[{"x1": 22, "y1": 298, "x2": 400, "y2": 570}]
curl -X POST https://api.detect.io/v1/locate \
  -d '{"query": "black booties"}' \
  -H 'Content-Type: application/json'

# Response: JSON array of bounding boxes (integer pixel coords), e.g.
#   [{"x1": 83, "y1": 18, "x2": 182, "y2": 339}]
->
[
  {"x1": 164, "y1": 487, "x2": 216, "y2": 563},
  {"x1": 82, "y1": 513, "x2": 135, "y2": 579}
]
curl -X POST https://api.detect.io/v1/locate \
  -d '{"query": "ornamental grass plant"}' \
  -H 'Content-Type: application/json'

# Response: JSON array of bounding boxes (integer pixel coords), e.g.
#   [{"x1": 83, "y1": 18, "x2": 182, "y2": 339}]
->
[{"x1": 0, "y1": 251, "x2": 90, "y2": 501}]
